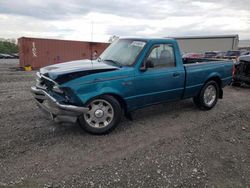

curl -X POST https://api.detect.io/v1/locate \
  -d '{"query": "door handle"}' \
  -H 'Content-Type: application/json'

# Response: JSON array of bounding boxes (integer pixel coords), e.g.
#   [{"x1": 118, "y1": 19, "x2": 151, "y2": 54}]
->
[{"x1": 173, "y1": 72, "x2": 180, "y2": 77}]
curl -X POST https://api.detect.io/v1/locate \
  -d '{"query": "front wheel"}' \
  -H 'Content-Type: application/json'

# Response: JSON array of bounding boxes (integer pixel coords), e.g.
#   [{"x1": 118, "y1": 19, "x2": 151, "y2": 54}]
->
[
  {"x1": 193, "y1": 80, "x2": 219, "y2": 110},
  {"x1": 78, "y1": 95, "x2": 122, "y2": 135}
]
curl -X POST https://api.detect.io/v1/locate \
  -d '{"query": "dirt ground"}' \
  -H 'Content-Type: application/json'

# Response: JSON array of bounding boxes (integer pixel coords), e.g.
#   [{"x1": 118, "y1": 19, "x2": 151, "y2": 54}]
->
[{"x1": 0, "y1": 60, "x2": 249, "y2": 188}]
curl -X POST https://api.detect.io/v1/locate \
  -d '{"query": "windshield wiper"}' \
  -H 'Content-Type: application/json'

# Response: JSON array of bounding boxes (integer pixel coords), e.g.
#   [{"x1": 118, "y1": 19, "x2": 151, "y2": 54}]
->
[{"x1": 103, "y1": 59, "x2": 122, "y2": 67}]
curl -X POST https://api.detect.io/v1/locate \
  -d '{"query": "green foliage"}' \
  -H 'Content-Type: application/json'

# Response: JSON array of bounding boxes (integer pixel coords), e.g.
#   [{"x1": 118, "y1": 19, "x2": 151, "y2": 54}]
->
[{"x1": 0, "y1": 39, "x2": 18, "y2": 54}]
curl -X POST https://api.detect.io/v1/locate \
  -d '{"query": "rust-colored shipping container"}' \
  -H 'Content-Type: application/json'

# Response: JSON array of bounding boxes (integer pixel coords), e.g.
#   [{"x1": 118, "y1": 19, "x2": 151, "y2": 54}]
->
[{"x1": 18, "y1": 37, "x2": 110, "y2": 69}]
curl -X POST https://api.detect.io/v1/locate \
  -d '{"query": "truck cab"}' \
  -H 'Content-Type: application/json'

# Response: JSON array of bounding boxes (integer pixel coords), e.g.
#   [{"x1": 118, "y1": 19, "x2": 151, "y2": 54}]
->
[{"x1": 130, "y1": 39, "x2": 186, "y2": 108}]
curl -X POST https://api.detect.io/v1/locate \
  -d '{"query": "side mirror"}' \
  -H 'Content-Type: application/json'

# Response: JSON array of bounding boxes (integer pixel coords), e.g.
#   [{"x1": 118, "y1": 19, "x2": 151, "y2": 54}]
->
[
  {"x1": 140, "y1": 59, "x2": 154, "y2": 72},
  {"x1": 146, "y1": 60, "x2": 154, "y2": 68},
  {"x1": 140, "y1": 65, "x2": 147, "y2": 72}
]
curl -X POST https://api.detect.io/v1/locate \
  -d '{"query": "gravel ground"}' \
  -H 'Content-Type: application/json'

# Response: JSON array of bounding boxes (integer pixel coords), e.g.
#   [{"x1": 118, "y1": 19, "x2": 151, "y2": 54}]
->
[{"x1": 0, "y1": 60, "x2": 249, "y2": 188}]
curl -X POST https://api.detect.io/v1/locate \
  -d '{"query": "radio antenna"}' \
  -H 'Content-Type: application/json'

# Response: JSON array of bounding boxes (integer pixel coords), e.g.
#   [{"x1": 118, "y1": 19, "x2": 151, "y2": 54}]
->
[{"x1": 91, "y1": 21, "x2": 94, "y2": 69}]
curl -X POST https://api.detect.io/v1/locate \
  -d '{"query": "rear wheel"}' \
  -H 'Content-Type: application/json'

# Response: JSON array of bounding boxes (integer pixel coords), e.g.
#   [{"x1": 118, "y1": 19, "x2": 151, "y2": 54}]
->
[
  {"x1": 78, "y1": 95, "x2": 122, "y2": 135},
  {"x1": 193, "y1": 80, "x2": 219, "y2": 110}
]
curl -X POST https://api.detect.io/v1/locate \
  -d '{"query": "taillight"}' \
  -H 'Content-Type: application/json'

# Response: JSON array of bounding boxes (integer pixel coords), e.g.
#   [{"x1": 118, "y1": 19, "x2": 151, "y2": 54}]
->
[{"x1": 232, "y1": 65, "x2": 236, "y2": 76}]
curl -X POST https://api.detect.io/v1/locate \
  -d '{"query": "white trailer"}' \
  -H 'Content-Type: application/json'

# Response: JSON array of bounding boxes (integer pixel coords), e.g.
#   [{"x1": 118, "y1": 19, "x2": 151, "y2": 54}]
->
[{"x1": 171, "y1": 35, "x2": 239, "y2": 53}]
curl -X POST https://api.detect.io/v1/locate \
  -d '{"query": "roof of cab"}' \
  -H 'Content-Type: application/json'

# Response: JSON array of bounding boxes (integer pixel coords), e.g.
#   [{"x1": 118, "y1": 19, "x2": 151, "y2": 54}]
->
[{"x1": 119, "y1": 37, "x2": 176, "y2": 43}]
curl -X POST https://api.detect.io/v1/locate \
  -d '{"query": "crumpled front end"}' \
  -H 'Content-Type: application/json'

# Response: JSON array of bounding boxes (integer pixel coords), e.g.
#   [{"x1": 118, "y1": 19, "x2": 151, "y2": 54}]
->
[{"x1": 31, "y1": 72, "x2": 88, "y2": 124}]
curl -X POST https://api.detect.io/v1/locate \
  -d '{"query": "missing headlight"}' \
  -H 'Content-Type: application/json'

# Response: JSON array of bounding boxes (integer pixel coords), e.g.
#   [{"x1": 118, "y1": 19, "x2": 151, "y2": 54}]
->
[{"x1": 52, "y1": 85, "x2": 64, "y2": 94}]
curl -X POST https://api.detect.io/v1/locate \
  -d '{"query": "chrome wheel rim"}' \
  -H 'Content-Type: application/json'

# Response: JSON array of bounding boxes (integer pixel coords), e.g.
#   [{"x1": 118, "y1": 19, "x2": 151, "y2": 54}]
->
[
  {"x1": 84, "y1": 99, "x2": 114, "y2": 128},
  {"x1": 203, "y1": 85, "x2": 216, "y2": 106}
]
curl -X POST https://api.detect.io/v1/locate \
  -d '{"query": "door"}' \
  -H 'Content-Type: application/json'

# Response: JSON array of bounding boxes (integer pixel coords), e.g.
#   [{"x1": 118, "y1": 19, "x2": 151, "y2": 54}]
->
[{"x1": 132, "y1": 43, "x2": 185, "y2": 108}]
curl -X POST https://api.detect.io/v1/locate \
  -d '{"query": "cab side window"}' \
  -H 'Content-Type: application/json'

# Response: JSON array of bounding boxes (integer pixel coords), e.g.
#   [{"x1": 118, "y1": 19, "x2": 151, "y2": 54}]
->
[{"x1": 146, "y1": 44, "x2": 175, "y2": 69}]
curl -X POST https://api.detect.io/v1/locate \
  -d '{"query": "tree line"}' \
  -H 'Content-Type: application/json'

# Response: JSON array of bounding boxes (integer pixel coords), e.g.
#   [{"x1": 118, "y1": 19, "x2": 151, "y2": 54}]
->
[{"x1": 0, "y1": 39, "x2": 18, "y2": 54}]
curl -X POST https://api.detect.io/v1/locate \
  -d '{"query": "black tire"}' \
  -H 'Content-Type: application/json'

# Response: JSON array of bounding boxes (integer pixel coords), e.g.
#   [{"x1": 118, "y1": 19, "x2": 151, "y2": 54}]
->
[
  {"x1": 193, "y1": 80, "x2": 219, "y2": 110},
  {"x1": 78, "y1": 95, "x2": 122, "y2": 135}
]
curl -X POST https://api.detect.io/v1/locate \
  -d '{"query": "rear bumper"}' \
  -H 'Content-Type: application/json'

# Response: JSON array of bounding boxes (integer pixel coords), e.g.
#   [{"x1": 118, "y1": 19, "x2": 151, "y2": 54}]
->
[{"x1": 31, "y1": 86, "x2": 88, "y2": 123}]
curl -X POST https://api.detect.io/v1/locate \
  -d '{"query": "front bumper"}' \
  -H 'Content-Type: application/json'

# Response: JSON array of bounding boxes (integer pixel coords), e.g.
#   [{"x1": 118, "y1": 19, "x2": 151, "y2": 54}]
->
[{"x1": 31, "y1": 86, "x2": 88, "y2": 123}]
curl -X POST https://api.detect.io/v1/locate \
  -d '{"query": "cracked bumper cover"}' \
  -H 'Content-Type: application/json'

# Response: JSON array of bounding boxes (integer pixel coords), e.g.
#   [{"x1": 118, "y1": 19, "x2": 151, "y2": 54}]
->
[{"x1": 31, "y1": 86, "x2": 88, "y2": 123}]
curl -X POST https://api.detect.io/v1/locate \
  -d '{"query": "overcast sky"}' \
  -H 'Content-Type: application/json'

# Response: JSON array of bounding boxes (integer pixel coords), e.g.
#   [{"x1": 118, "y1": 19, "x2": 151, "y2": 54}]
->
[{"x1": 0, "y1": 0, "x2": 249, "y2": 42}]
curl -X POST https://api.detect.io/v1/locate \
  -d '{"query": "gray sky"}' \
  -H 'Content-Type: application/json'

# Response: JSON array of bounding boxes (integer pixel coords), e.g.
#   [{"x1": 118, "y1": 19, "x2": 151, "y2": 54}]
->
[{"x1": 0, "y1": 0, "x2": 249, "y2": 42}]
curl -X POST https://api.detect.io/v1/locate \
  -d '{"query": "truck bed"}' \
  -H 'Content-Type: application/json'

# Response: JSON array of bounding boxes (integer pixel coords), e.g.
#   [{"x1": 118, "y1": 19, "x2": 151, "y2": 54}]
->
[
  {"x1": 183, "y1": 59, "x2": 233, "y2": 99},
  {"x1": 182, "y1": 57, "x2": 222, "y2": 64}
]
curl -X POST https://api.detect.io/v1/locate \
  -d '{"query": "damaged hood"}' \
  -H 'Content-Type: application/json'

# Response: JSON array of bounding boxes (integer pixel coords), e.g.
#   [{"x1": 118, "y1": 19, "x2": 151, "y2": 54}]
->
[{"x1": 40, "y1": 59, "x2": 119, "y2": 82}]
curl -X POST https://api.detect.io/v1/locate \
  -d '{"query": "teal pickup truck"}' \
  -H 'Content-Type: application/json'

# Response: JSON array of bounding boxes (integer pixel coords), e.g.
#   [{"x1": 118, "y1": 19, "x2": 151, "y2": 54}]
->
[{"x1": 31, "y1": 38, "x2": 233, "y2": 134}]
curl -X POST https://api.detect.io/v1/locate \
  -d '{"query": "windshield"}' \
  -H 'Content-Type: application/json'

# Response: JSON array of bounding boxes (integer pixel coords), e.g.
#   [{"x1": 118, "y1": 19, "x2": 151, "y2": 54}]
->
[{"x1": 99, "y1": 39, "x2": 146, "y2": 66}]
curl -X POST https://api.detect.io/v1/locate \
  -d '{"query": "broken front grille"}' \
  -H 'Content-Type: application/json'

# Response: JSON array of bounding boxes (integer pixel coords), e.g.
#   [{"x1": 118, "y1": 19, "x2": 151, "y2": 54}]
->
[{"x1": 36, "y1": 72, "x2": 56, "y2": 91}]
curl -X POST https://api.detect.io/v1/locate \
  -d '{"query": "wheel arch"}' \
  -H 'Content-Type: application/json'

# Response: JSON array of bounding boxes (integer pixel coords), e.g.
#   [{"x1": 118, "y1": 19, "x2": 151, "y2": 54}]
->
[
  {"x1": 85, "y1": 93, "x2": 128, "y2": 113},
  {"x1": 104, "y1": 93, "x2": 128, "y2": 113},
  {"x1": 204, "y1": 76, "x2": 223, "y2": 99}
]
